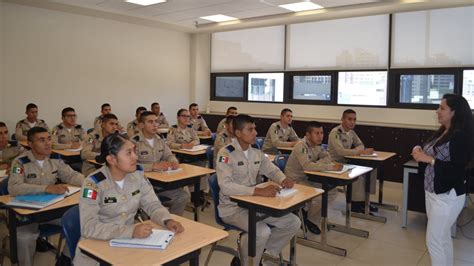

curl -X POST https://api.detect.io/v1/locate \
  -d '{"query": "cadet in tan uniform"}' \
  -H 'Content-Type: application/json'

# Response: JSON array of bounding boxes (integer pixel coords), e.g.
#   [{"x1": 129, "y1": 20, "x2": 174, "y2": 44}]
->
[
  {"x1": 81, "y1": 114, "x2": 119, "y2": 176},
  {"x1": 166, "y1": 109, "x2": 200, "y2": 150},
  {"x1": 93, "y1": 103, "x2": 112, "y2": 132},
  {"x1": 0, "y1": 122, "x2": 23, "y2": 169},
  {"x1": 8, "y1": 127, "x2": 84, "y2": 266},
  {"x1": 74, "y1": 133, "x2": 184, "y2": 266},
  {"x1": 213, "y1": 115, "x2": 235, "y2": 167},
  {"x1": 51, "y1": 107, "x2": 87, "y2": 150},
  {"x1": 151, "y1": 102, "x2": 170, "y2": 129},
  {"x1": 216, "y1": 114, "x2": 301, "y2": 266},
  {"x1": 262, "y1": 108, "x2": 299, "y2": 154},
  {"x1": 132, "y1": 111, "x2": 190, "y2": 215},
  {"x1": 216, "y1": 106, "x2": 238, "y2": 134},
  {"x1": 127, "y1": 106, "x2": 146, "y2": 137},
  {"x1": 328, "y1": 109, "x2": 377, "y2": 213},
  {"x1": 189, "y1": 103, "x2": 211, "y2": 136},
  {"x1": 15, "y1": 103, "x2": 49, "y2": 141},
  {"x1": 285, "y1": 121, "x2": 343, "y2": 235}
]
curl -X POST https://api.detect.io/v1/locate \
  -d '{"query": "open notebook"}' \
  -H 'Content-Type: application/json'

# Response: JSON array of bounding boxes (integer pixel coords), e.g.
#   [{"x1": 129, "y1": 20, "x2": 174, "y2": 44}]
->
[
  {"x1": 156, "y1": 168, "x2": 183, "y2": 174},
  {"x1": 323, "y1": 164, "x2": 356, "y2": 174},
  {"x1": 360, "y1": 153, "x2": 378, "y2": 157},
  {"x1": 180, "y1": 145, "x2": 208, "y2": 152},
  {"x1": 7, "y1": 186, "x2": 80, "y2": 210},
  {"x1": 256, "y1": 183, "x2": 298, "y2": 197},
  {"x1": 110, "y1": 229, "x2": 174, "y2": 250}
]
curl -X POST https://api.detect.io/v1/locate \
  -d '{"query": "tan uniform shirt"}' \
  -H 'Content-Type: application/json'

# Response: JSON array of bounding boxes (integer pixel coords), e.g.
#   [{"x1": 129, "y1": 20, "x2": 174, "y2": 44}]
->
[
  {"x1": 190, "y1": 115, "x2": 209, "y2": 132},
  {"x1": 81, "y1": 130, "x2": 104, "y2": 175},
  {"x1": 166, "y1": 125, "x2": 200, "y2": 150},
  {"x1": 15, "y1": 119, "x2": 49, "y2": 141},
  {"x1": 127, "y1": 120, "x2": 140, "y2": 137},
  {"x1": 132, "y1": 131, "x2": 178, "y2": 171},
  {"x1": 157, "y1": 112, "x2": 169, "y2": 129},
  {"x1": 0, "y1": 143, "x2": 23, "y2": 164},
  {"x1": 8, "y1": 150, "x2": 84, "y2": 196},
  {"x1": 328, "y1": 125, "x2": 364, "y2": 163},
  {"x1": 262, "y1": 121, "x2": 299, "y2": 154},
  {"x1": 78, "y1": 166, "x2": 171, "y2": 241},
  {"x1": 213, "y1": 129, "x2": 233, "y2": 165},
  {"x1": 284, "y1": 137, "x2": 334, "y2": 182},
  {"x1": 216, "y1": 118, "x2": 226, "y2": 134},
  {"x1": 216, "y1": 140, "x2": 286, "y2": 217},
  {"x1": 51, "y1": 123, "x2": 87, "y2": 150}
]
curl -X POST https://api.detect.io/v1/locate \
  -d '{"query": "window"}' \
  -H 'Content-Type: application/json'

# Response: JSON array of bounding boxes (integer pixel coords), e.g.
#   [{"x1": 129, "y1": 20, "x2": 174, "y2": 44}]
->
[
  {"x1": 215, "y1": 76, "x2": 244, "y2": 98},
  {"x1": 399, "y1": 74, "x2": 455, "y2": 104},
  {"x1": 292, "y1": 75, "x2": 332, "y2": 101},
  {"x1": 337, "y1": 71, "x2": 387, "y2": 106},
  {"x1": 248, "y1": 73, "x2": 284, "y2": 102},
  {"x1": 463, "y1": 70, "x2": 474, "y2": 109}
]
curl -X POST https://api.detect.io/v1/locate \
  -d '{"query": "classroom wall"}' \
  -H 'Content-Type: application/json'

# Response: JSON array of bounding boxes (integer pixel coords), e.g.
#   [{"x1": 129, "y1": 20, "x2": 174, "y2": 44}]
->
[
  {"x1": 190, "y1": 32, "x2": 438, "y2": 130},
  {"x1": 1, "y1": 2, "x2": 191, "y2": 131}
]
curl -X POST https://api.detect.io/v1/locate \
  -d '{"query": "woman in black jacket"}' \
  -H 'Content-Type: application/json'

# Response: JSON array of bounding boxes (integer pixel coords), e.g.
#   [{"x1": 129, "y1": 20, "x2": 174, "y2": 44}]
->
[{"x1": 412, "y1": 94, "x2": 473, "y2": 266}]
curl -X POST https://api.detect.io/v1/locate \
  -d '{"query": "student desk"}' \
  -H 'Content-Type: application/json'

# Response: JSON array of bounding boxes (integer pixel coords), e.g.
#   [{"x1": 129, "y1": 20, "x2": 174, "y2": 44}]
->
[
  {"x1": 231, "y1": 183, "x2": 323, "y2": 266},
  {"x1": 0, "y1": 193, "x2": 80, "y2": 265},
  {"x1": 88, "y1": 159, "x2": 103, "y2": 168},
  {"x1": 145, "y1": 164, "x2": 215, "y2": 221},
  {"x1": 303, "y1": 166, "x2": 373, "y2": 256},
  {"x1": 78, "y1": 215, "x2": 228, "y2": 266},
  {"x1": 345, "y1": 151, "x2": 397, "y2": 214},
  {"x1": 276, "y1": 146, "x2": 294, "y2": 154},
  {"x1": 401, "y1": 160, "x2": 420, "y2": 228},
  {"x1": 19, "y1": 140, "x2": 81, "y2": 162}
]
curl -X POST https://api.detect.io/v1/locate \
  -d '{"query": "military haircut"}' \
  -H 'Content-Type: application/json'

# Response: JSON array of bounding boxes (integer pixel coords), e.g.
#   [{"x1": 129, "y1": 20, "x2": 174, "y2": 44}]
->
[
  {"x1": 342, "y1": 109, "x2": 356, "y2": 119},
  {"x1": 26, "y1": 103, "x2": 38, "y2": 112},
  {"x1": 135, "y1": 106, "x2": 147, "y2": 116},
  {"x1": 139, "y1": 111, "x2": 156, "y2": 123},
  {"x1": 101, "y1": 103, "x2": 111, "y2": 111},
  {"x1": 281, "y1": 108, "x2": 293, "y2": 116},
  {"x1": 232, "y1": 114, "x2": 255, "y2": 132},
  {"x1": 226, "y1": 106, "x2": 237, "y2": 114},
  {"x1": 0, "y1": 122, "x2": 6, "y2": 128},
  {"x1": 101, "y1": 113, "x2": 118, "y2": 124},
  {"x1": 306, "y1": 121, "x2": 323, "y2": 134},
  {"x1": 151, "y1": 102, "x2": 159, "y2": 109},
  {"x1": 27, "y1": 126, "x2": 48, "y2": 142},
  {"x1": 189, "y1": 103, "x2": 198, "y2": 110},
  {"x1": 177, "y1": 108, "x2": 188, "y2": 117},
  {"x1": 61, "y1": 107, "x2": 75, "y2": 117}
]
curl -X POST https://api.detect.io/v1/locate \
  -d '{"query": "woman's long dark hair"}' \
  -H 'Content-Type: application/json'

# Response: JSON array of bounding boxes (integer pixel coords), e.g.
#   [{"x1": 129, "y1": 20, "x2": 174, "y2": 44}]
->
[
  {"x1": 95, "y1": 132, "x2": 130, "y2": 165},
  {"x1": 426, "y1": 94, "x2": 473, "y2": 150}
]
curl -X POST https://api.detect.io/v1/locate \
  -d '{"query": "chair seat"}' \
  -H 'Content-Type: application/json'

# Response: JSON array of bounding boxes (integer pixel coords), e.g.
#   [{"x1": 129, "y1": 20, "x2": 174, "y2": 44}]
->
[{"x1": 39, "y1": 224, "x2": 63, "y2": 238}]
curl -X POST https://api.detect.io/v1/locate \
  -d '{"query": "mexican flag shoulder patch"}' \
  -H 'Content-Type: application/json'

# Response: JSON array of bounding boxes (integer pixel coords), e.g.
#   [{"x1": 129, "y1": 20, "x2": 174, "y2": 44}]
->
[
  {"x1": 11, "y1": 166, "x2": 23, "y2": 175},
  {"x1": 218, "y1": 156, "x2": 229, "y2": 164},
  {"x1": 83, "y1": 188, "x2": 97, "y2": 200}
]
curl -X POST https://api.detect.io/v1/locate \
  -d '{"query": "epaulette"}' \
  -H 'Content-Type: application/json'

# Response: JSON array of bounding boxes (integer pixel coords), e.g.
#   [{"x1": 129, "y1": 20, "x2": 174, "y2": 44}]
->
[
  {"x1": 90, "y1": 172, "x2": 106, "y2": 184},
  {"x1": 8, "y1": 141, "x2": 18, "y2": 147},
  {"x1": 223, "y1": 133, "x2": 228, "y2": 138},
  {"x1": 187, "y1": 124, "x2": 192, "y2": 128},
  {"x1": 136, "y1": 164, "x2": 144, "y2": 171},
  {"x1": 251, "y1": 143, "x2": 259, "y2": 149},
  {"x1": 225, "y1": 145, "x2": 235, "y2": 153},
  {"x1": 160, "y1": 112, "x2": 164, "y2": 116},
  {"x1": 197, "y1": 115, "x2": 202, "y2": 119},
  {"x1": 276, "y1": 124, "x2": 281, "y2": 129},
  {"x1": 18, "y1": 156, "x2": 31, "y2": 164},
  {"x1": 133, "y1": 135, "x2": 140, "y2": 142},
  {"x1": 132, "y1": 121, "x2": 137, "y2": 126},
  {"x1": 50, "y1": 153, "x2": 62, "y2": 160},
  {"x1": 75, "y1": 124, "x2": 82, "y2": 129},
  {"x1": 57, "y1": 124, "x2": 64, "y2": 130},
  {"x1": 289, "y1": 124, "x2": 293, "y2": 128},
  {"x1": 172, "y1": 125, "x2": 178, "y2": 128},
  {"x1": 337, "y1": 128, "x2": 343, "y2": 133},
  {"x1": 40, "y1": 119, "x2": 45, "y2": 123},
  {"x1": 94, "y1": 134, "x2": 100, "y2": 139}
]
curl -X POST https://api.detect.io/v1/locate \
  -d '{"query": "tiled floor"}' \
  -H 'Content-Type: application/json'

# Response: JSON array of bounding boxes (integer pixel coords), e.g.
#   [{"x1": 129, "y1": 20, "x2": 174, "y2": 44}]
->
[{"x1": 2, "y1": 181, "x2": 474, "y2": 266}]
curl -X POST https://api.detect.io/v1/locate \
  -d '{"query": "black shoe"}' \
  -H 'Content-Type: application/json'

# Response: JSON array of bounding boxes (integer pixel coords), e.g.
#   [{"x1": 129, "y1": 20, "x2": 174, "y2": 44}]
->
[
  {"x1": 36, "y1": 238, "x2": 52, "y2": 253},
  {"x1": 369, "y1": 204, "x2": 378, "y2": 213},
  {"x1": 305, "y1": 219, "x2": 321, "y2": 235},
  {"x1": 55, "y1": 254, "x2": 72, "y2": 266},
  {"x1": 350, "y1": 202, "x2": 365, "y2": 213},
  {"x1": 230, "y1": 256, "x2": 241, "y2": 266}
]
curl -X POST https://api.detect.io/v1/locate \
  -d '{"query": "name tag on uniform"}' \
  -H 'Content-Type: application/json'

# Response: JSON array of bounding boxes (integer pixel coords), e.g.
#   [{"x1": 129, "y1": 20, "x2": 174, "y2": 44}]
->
[
  {"x1": 52, "y1": 171, "x2": 58, "y2": 174},
  {"x1": 254, "y1": 161, "x2": 260, "y2": 165},
  {"x1": 27, "y1": 173, "x2": 37, "y2": 179},
  {"x1": 158, "y1": 150, "x2": 164, "y2": 153},
  {"x1": 140, "y1": 151, "x2": 148, "y2": 155},
  {"x1": 104, "y1": 197, "x2": 117, "y2": 203},
  {"x1": 237, "y1": 161, "x2": 244, "y2": 166},
  {"x1": 178, "y1": 137, "x2": 184, "y2": 140},
  {"x1": 132, "y1": 189, "x2": 140, "y2": 196}
]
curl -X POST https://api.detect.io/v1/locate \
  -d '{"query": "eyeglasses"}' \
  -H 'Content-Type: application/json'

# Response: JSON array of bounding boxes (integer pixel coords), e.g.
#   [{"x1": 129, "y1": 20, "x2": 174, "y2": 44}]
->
[
  {"x1": 179, "y1": 115, "x2": 190, "y2": 118},
  {"x1": 64, "y1": 115, "x2": 77, "y2": 118}
]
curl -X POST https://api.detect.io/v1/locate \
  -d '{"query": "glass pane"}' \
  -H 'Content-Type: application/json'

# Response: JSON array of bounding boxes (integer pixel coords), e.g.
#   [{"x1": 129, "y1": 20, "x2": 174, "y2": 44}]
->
[
  {"x1": 292, "y1": 75, "x2": 331, "y2": 100},
  {"x1": 337, "y1": 71, "x2": 387, "y2": 106},
  {"x1": 215, "y1": 76, "x2": 244, "y2": 98},
  {"x1": 399, "y1": 74, "x2": 454, "y2": 104},
  {"x1": 463, "y1": 70, "x2": 474, "y2": 109},
  {"x1": 248, "y1": 73, "x2": 284, "y2": 102}
]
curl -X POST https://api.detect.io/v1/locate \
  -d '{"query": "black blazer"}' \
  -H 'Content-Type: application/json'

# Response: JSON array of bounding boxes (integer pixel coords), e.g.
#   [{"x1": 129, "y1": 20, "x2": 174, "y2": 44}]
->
[{"x1": 423, "y1": 131, "x2": 472, "y2": 196}]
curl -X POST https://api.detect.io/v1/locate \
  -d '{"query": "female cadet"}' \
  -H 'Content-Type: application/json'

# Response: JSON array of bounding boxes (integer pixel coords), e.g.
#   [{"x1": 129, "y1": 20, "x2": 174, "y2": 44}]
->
[
  {"x1": 166, "y1": 108, "x2": 200, "y2": 150},
  {"x1": 74, "y1": 133, "x2": 184, "y2": 265},
  {"x1": 412, "y1": 94, "x2": 473, "y2": 266}
]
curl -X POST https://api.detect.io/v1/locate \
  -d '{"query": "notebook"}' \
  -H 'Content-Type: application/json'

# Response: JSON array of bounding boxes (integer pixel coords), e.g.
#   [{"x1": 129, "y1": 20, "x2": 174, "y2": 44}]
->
[
  {"x1": 157, "y1": 168, "x2": 183, "y2": 174},
  {"x1": 8, "y1": 186, "x2": 80, "y2": 209},
  {"x1": 64, "y1": 147, "x2": 82, "y2": 152},
  {"x1": 323, "y1": 164, "x2": 356, "y2": 174},
  {"x1": 180, "y1": 145, "x2": 208, "y2": 152},
  {"x1": 277, "y1": 188, "x2": 298, "y2": 197},
  {"x1": 360, "y1": 153, "x2": 378, "y2": 157},
  {"x1": 109, "y1": 229, "x2": 175, "y2": 250}
]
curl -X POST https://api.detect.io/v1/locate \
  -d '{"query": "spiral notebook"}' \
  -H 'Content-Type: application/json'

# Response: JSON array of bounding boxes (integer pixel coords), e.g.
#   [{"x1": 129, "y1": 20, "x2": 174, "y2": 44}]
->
[{"x1": 109, "y1": 229, "x2": 175, "y2": 250}]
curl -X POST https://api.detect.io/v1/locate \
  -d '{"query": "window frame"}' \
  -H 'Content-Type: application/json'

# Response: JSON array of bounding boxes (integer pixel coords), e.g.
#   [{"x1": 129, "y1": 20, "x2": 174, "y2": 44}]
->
[
  {"x1": 210, "y1": 73, "x2": 248, "y2": 102},
  {"x1": 388, "y1": 68, "x2": 463, "y2": 110},
  {"x1": 284, "y1": 70, "x2": 337, "y2": 105}
]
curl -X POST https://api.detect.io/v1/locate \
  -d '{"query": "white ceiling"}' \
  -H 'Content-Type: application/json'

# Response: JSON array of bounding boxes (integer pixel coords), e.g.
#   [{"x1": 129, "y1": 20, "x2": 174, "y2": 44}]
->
[{"x1": 49, "y1": 0, "x2": 383, "y2": 28}]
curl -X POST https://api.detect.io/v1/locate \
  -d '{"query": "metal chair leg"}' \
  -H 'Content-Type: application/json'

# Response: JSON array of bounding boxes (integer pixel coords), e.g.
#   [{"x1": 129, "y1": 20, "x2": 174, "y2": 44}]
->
[
  {"x1": 237, "y1": 232, "x2": 243, "y2": 265},
  {"x1": 204, "y1": 242, "x2": 217, "y2": 266}
]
